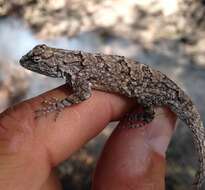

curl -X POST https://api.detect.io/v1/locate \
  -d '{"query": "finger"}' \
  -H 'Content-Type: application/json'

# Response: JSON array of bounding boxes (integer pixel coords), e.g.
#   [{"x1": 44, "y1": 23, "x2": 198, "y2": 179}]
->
[
  {"x1": 29, "y1": 85, "x2": 136, "y2": 164},
  {"x1": 92, "y1": 107, "x2": 177, "y2": 190},
  {"x1": 0, "y1": 85, "x2": 135, "y2": 189}
]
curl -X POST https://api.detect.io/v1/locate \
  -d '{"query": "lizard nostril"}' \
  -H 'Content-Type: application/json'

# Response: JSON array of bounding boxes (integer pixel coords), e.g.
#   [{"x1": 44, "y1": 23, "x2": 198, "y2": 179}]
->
[
  {"x1": 19, "y1": 55, "x2": 28, "y2": 66},
  {"x1": 19, "y1": 56, "x2": 24, "y2": 65}
]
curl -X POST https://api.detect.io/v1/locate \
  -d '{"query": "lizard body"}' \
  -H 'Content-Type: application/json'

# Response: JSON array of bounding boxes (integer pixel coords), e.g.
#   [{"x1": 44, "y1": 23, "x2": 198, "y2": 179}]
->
[{"x1": 20, "y1": 44, "x2": 205, "y2": 189}]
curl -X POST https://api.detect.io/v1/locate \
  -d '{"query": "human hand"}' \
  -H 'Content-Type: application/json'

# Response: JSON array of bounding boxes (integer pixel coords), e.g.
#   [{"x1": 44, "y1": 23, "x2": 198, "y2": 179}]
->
[{"x1": 0, "y1": 85, "x2": 176, "y2": 190}]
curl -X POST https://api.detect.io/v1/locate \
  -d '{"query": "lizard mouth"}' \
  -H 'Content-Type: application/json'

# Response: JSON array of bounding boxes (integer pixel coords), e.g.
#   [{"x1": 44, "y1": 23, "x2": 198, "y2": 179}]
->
[
  {"x1": 19, "y1": 55, "x2": 39, "y2": 73},
  {"x1": 19, "y1": 55, "x2": 59, "y2": 78}
]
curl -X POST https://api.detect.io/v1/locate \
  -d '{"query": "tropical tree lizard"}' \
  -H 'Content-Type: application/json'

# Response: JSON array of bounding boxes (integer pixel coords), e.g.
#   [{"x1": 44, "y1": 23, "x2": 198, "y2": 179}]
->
[{"x1": 20, "y1": 44, "x2": 205, "y2": 189}]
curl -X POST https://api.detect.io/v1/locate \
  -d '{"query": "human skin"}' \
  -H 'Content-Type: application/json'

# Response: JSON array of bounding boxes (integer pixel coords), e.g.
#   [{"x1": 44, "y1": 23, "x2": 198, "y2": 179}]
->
[{"x1": 0, "y1": 85, "x2": 176, "y2": 190}]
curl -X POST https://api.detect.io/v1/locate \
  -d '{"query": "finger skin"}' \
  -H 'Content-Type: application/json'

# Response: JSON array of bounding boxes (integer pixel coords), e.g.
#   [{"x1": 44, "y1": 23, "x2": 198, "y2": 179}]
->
[
  {"x1": 0, "y1": 85, "x2": 176, "y2": 190},
  {"x1": 0, "y1": 85, "x2": 135, "y2": 190},
  {"x1": 92, "y1": 108, "x2": 177, "y2": 190}
]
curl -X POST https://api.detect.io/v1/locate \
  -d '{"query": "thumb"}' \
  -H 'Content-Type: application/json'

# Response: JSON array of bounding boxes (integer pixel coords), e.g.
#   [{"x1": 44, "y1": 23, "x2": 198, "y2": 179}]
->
[{"x1": 92, "y1": 107, "x2": 177, "y2": 190}]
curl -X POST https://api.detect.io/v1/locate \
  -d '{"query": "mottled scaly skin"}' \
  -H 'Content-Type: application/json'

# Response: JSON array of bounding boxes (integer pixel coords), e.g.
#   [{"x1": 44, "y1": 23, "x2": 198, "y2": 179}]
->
[{"x1": 20, "y1": 44, "x2": 205, "y2": 189}]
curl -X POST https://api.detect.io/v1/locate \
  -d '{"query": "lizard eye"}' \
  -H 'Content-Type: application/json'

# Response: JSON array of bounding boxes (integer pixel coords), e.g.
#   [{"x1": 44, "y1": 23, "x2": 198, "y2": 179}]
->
[{"x1": 33, "y1": 56, "x2": 41, "y2": 62}]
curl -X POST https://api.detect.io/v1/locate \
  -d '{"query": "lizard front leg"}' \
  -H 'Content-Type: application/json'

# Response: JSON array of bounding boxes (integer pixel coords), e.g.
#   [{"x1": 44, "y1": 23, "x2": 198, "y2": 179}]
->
[{"x1": 35, "y1": 78, "x2": 92, "y2": 119}]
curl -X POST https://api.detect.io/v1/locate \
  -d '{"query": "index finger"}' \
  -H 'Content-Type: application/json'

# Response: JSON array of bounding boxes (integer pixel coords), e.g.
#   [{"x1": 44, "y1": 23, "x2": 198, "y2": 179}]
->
[{"x1": 0, "y1": 85, "x2": 136, "y2": 166}]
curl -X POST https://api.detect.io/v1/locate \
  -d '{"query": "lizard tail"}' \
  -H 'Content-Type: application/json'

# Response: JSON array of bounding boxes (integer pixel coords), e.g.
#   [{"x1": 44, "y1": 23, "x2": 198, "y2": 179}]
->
[
  {"x1": 168, "y1": 97, "x2": 205, "y2": 189},
  {"x1": 191, "y1": 120, "x2": 205, "y2": 190}
]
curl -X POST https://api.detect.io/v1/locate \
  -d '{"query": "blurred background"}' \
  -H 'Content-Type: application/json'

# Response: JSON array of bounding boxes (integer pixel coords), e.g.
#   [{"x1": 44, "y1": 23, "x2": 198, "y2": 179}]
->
[{"x1": 0, "y1": 0, "x2": 205, "y2": 189}]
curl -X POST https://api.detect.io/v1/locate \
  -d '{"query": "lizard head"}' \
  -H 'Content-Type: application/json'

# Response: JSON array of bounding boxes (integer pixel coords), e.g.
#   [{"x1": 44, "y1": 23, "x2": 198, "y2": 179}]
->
[{"x1": 20, "y1": 44, "x2": 60, "y2": 78}]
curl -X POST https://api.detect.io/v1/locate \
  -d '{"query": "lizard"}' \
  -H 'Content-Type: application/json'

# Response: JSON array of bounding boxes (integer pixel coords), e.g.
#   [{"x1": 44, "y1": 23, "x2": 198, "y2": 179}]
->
[{"x1": 19, "y1": 44, "x2": 205, "y2": 189}]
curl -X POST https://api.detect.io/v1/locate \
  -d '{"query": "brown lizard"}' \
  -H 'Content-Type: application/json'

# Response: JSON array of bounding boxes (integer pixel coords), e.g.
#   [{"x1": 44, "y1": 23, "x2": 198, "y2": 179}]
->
[{"x1": 20, "y1": 44, "x2": 205, "y2": 189}]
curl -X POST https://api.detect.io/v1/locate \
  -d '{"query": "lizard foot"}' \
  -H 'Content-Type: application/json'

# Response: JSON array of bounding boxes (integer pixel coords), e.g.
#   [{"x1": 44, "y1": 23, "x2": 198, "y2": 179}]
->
[{"x1": 35, "y1": 97, "x2": 70, "y2": 120}]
